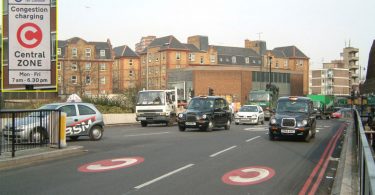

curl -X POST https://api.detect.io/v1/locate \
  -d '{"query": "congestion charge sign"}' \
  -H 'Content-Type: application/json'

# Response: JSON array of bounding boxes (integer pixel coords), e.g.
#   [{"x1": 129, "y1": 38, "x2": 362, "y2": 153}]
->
[{"x1": 8, "y1": 0, "x2": 51, "y2": 85}]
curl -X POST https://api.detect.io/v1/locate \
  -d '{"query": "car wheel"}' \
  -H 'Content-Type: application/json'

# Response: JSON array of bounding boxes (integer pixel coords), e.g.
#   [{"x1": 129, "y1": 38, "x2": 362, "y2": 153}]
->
[
  {"x1": 257, "y1": 117, "x2": 262, "y2": 125},
  {"x1": 89, "y1": 126, "x2": 103, "y2": 141},
  {"x1": 261, "y1": 118, "x2": 264, "y2": 125},
  {"x1": 70, "y1": 136, "x2": 79, "y2": 141},
  {"x1": 141, "y1": 121, "x2": 147, "y2": 127},
  {"x1": 206, "y1": 121, "x2": 213, "y2": 132},
  {"x1": 269, "y1": 132, "x2": 275, "y2": 141},
  {"x1": 224, "y1": 119, "x2": 231, "y2": 130},
  {"x1": 179, "y1": 126, "x2": 186, "y2": 131},
  {"x1": 30, "y1": 128, "x2": 47, "y2": 143}
]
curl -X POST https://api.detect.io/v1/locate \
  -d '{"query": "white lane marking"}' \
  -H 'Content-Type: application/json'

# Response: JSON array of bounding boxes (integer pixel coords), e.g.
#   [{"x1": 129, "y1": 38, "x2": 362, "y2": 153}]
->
[
  {"x1": 243, "y1": 126, "x2": 268, "y2": 132},
  {"x1": 246, "y1": 136, "x2": 261, "y2": 142},
  {"x1": 210, "y1": 146, "x2": 237, "y2": 157},
  {"x1": 134, "y1": 164, "x2": 195, "y2": 189},
  {"x1": 124, "y1": 132, "x2": 170, "y2": 137},
  {"x1": 87, "y1": 158, "x2": 138, "y2": 171}
]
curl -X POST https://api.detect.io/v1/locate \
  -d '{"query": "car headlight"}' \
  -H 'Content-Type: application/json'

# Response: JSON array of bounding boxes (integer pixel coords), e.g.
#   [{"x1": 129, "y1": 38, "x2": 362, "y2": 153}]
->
[
  {"x1": 297, "y1": 120, "x2": 308, "y2": 127},
  {"x1": 270, "y1": 118, "x2": 277, "y2": 124},
  {"x1": 178, "y1": 113, "x2": 184, "y2": 118},
  {"x1": 202, "y1": 114, "x2": 207, "y2": 119}
]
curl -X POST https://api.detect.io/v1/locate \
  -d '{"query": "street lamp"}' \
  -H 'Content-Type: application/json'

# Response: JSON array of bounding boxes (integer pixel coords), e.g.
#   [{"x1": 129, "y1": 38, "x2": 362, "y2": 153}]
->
[
  {"x1": 268, "y1": 56, "x2": 272, "y2": 88},
  {"x1": 146, "y1": 50, "x2": 149, "y2": 90}
]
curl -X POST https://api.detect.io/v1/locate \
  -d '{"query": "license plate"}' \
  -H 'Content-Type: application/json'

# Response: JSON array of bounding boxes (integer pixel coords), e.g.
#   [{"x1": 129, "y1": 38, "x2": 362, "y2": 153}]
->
[
  {"x1": 185, "y1": 122, "x2": 196, "y2": 126},
  {"x1": 281, "y1": 129, "x2": 295, "y2": 134},
  {"x1": 138, "y1": 117, "x2": 146, "y2": 120}
]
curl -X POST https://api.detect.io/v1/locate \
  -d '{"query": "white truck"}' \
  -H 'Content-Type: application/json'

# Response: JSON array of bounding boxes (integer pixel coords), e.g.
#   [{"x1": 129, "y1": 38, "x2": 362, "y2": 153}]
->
[{"x1": 135, "y1": 89, "x2": 178, "y2": 127}]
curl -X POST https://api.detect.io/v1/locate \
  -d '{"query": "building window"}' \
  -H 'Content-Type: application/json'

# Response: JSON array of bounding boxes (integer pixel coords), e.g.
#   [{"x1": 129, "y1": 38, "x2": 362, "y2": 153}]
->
[
  {"x1": 189, "y1": 53, "x2": 195, "y2": 61},
  {"x1": 162, "y1": 52, "x2": 166, "y2": 60},
  {"x1": 101, "y1": 90, "x2": 106, "y2": 95},
  {"x1": 58, "y1": 75, "x2": 62, "y2": 83},
  {"x1": 129, "y1": 59, "x2": 133, "y2": 66},
  {"x1": 284, "y1": 60, "x2": 289, "y2": 68},
  {"x1": 85, "y1": 63, "x2": 91, "y2": 71},
  {"x1": 298, "y1": 60, "x2": 303, "y2": 66},
  {"x1": 100, "y1": 63, "x2": 106, "y2": 71},
  {"x1": 129, "y1": 70, "x2": 134, "y2": 77},
  {"x1": 51, "y1": 32, "x2": 56, "y2": 60},
  {"x1": 210, "y1": 55, "x2": 216, "y2": 63},
  {"x1": 85, "y1": 91, "x2": 92, "y2": 96},
  {"x1": 72, "y1": 48, "x2": 77, "y2": 57},
  {"x1": 226, "y1": 58, "x2": 229, "y2": 62},
  {"x1": 85, "y1": 76, "x2": 91, "y2": 85},
  {"x1": 220, "y1": 58, "x2": 223, "y2": 62},
  {"x1": 85, "y1": 48, "x2": 91, "y2": 57},
  {"x1": 71, "y1": 76, "x2": 77, "y2": 84},
  {"x1": 245, "y1": 57, "x2": 250, "y2": 64},
  {"x1": 200, "y1": 57, "x2": 204, "y2": 64},
  {"x1": 176, "y1": 52, "x2": 181, "y2": 60},
  {"x1": 100, "y1": 50, "x2": 106, "y2": 57},
  {"x1": 275, "y1": 61, "x2": 279, "y2": 68},
  {"x1": 57, "y1": 61, "x2": 62, "y2": 70},
  {"x1": 232, "y1": 56, "x2": 236, "y2": 64},
  {"x1": 71, "y1": 63, "x2": 77, "y2": 71},
  {"x1": 57, "y1": 48, "x2": 61, "y2": 56},
  {"x1": 142, "y1": 56, "x2": 146, "y2": 64},
  {"x1": 100, "y1": 77, "x2": 106, "y2": 84}
]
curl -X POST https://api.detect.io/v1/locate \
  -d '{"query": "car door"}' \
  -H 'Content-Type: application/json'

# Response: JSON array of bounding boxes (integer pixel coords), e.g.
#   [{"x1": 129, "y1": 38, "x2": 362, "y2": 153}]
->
[
  {"x1": 59, "y1": 104, "x2": 80, "y2": 137},
  {"x1": 258, "y1": 106, "x2": 264, "y2": 121},
  {"x1": 76, "y1": 104, "x2": 99, "y2": 136},
  {"x1": 213, "y1": 99, "x2": 224, "y2": 126}
]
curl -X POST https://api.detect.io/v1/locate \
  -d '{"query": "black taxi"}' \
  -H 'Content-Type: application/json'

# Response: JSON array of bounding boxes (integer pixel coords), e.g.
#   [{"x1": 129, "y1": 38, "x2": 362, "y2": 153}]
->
[
  {"x1": 177, "y1": 96, "x2": 231, "y2": 132},
  {"x1": 269, "y1": 96, "x2": 317, "y2": 141}
]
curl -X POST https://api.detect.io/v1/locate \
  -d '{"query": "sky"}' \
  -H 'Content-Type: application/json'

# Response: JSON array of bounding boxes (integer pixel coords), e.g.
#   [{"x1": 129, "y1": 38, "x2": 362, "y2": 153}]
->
[{"x1": 4, "y1": 0, "x2": 374, "y2": 77}]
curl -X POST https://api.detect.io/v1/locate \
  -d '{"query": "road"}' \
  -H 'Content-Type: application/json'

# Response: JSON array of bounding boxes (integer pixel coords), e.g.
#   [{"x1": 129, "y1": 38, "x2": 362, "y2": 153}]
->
[{"x1": 0, "y1": 119, "x2": 348, "y2": 195}]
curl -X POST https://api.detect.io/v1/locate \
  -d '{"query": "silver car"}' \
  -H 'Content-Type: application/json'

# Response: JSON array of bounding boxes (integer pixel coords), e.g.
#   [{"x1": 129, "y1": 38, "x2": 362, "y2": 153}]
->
[{"x1": 2, "y1": 102, "x2": 104, "y2": 142}]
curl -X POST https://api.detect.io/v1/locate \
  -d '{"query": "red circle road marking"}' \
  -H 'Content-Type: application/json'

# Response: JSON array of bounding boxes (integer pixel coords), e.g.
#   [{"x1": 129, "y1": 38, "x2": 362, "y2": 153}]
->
[
  {"x1": 78, "y1": 157, "x2": 144, "y2": 173},
  {"x1": 17, "y1": 23, "x2": 43, "y2": 49},
  {"x1": 222, "y1": 166, "x2": 275, "y2": 186}
]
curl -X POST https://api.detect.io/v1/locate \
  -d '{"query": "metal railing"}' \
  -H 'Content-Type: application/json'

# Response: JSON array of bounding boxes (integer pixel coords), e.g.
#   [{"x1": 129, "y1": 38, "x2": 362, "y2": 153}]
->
[
  {"x1": 354, "y1": 110, "x2": 375, "y2": 194},
  {"x1": 0, "y1": 109, "x2": 62, "y2": 157}
]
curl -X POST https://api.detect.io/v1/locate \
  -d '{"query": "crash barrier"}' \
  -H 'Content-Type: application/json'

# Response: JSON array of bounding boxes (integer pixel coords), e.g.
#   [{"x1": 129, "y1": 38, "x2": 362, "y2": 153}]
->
[
  {"x1": 0, "y1": 109, "x2": 62, "y2": 158},
  {"x1": 354, "y1": 110, "x2": 375, "y2": 194}
]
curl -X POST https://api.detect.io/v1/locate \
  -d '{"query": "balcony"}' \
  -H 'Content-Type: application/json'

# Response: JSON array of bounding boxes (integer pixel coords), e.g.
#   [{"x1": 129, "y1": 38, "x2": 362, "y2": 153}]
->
[
  {"x1": 349, "y1": 65, "x2": 359, "y2": 70},
  {"x1": 351, "y1": 73, "x2": 359, "y2": 78},
  {"x1": 349, "y1": 56, "x2": 359, "y2": 61}
]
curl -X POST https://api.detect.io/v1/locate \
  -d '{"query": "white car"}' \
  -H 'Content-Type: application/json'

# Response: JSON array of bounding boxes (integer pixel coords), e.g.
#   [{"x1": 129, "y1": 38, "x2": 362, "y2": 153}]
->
[{"x1": 234, "y1": 105, "x2": 265, "y2": 125}]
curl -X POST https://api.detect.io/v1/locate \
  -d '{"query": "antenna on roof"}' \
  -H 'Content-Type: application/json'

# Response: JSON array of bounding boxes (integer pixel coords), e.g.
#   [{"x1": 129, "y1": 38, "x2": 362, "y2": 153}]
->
[{"x1": 257, "y1": 32, "x2": 263, "y2": 41}]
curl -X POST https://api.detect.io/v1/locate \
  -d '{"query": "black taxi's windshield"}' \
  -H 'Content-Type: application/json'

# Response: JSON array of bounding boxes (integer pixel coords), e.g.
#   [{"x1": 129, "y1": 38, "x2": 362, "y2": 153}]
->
[
  {"x1": 187, "y1": 98, "x2": 214, "y2": 111},
  {"x1": 137, "y1": 91, "x2": 165, "y2": 106},
  {"x1": 277, "y1": 101, "x2": 308, "y2": 113}
]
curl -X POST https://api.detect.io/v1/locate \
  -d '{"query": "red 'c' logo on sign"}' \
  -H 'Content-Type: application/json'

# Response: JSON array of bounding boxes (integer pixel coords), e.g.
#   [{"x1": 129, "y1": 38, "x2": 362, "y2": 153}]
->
[{"x1": 17, "y1": 23, "x2": 43, "y2": 49}]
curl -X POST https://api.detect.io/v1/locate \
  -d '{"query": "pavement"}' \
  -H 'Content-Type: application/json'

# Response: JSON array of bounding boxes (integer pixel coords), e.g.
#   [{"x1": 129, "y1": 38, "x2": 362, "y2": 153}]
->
[{"x1": 0, "y1": 145, "x2": 86, "y2": 171}]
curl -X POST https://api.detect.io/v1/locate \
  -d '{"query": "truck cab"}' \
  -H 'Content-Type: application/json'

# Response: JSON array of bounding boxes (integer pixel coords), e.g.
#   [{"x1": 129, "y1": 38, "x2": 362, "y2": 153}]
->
[{"x1": 135, "y1": 90, "x2": 177, "y2": 127}]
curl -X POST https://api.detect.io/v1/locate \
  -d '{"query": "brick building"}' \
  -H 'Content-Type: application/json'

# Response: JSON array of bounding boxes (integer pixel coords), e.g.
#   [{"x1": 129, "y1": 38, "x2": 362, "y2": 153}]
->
[
  {"x1": 140, "y1": 35, "x2": 310, "y2": 104},
  {"x1": 57, "y1": 37, "x2": 114, "y2": 96},
  {"x1": 113, "y1": 45, "x2": 140, "y2": 92}
]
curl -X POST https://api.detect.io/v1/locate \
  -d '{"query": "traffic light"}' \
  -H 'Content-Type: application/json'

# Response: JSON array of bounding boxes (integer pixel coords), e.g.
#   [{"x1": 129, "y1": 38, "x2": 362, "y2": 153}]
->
[
  {"x1": 190, "y1": 89, "x2": 195, "y2": 98},
  {"x1": 208, "y1": 87, "x2": 214, "y2": 96}
]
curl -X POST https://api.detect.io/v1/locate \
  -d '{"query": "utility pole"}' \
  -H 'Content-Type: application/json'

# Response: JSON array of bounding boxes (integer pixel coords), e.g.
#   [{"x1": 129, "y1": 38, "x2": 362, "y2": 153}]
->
[{"x1": 257, "y1": 32, "x2": 263, "y2": 90}]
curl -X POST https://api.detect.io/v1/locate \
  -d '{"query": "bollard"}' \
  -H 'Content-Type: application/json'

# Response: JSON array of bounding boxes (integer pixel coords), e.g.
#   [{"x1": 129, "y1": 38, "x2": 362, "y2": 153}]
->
[{"x1": 60, "y1": 112, "x2": 67, "y2": 148}]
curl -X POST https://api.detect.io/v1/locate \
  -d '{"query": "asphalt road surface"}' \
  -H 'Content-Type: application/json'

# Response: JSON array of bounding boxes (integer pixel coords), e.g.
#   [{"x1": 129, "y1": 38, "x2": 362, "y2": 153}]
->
[{"x1": 0, "y1": 119, "x2": 348, "y2": 195}]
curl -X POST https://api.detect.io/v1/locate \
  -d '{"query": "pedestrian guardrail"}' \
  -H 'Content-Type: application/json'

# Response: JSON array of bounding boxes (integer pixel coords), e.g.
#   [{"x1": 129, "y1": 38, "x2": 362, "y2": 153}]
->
[
  {"x1": 0, "y1": 109, "x2": 62, "y2": 157},
  {"x1": 354, "y1": 110, "x2": 375, "y2": 194}
]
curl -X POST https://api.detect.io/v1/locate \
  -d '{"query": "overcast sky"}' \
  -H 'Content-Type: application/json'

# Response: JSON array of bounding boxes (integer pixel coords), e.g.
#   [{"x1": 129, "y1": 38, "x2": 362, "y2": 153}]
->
[{"x1": 4, "y1": 0, "x2": 375, "y2": 77}]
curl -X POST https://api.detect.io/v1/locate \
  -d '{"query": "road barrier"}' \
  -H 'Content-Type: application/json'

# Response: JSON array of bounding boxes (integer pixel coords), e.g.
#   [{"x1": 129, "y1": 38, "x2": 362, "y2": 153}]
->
[
  {"x1": 354, "y1": 109, "x2": 375, "y2": 194},
  {"x1": 0, "y1": 109, "x2": 62, "y2": 157}
]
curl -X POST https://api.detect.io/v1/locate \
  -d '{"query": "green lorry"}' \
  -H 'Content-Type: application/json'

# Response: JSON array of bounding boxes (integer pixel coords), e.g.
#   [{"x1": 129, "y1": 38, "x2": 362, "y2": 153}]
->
[
  {"x1": 307, "y1": 94, "x2": 335, "y2": 119},
  {"x1": 248, "y1": 85, "x2": 279, "y2": 120}
]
